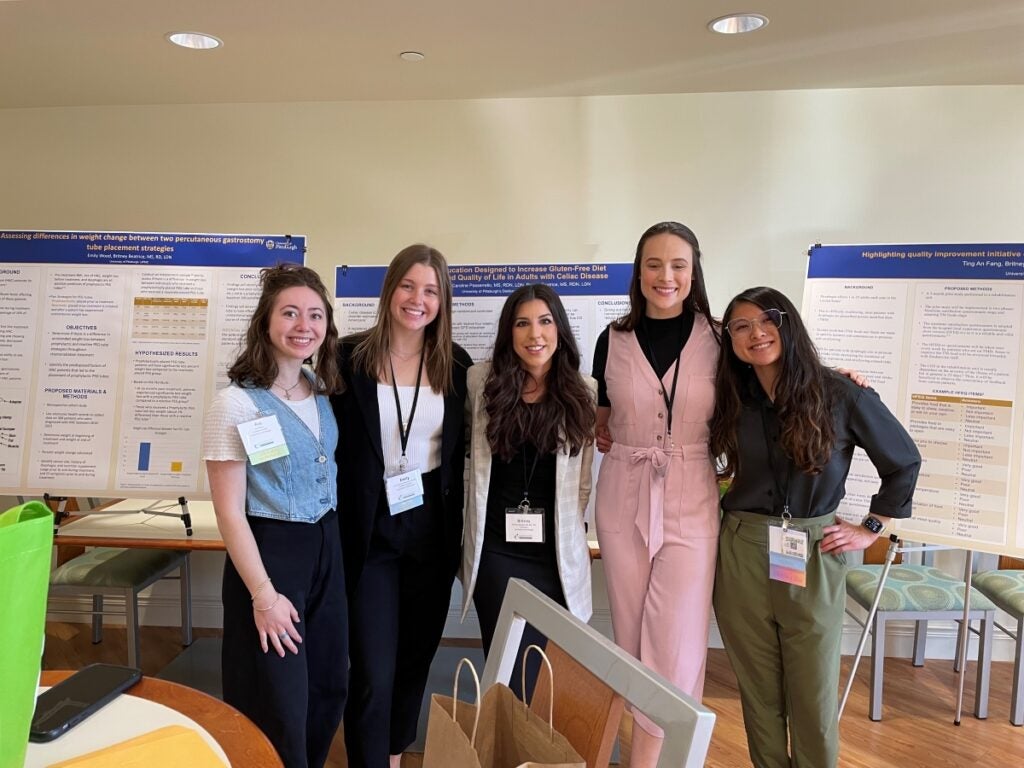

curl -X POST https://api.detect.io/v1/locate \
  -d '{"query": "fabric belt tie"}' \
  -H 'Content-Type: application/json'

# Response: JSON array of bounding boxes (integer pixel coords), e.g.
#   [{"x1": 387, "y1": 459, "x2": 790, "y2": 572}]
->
[{"x1": 630, "y1": 446, "x2": 669, "y2": 559}]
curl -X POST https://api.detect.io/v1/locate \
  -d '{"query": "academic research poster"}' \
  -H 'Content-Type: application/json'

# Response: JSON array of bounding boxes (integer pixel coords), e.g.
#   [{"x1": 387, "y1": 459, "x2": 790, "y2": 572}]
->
[
  {"x1": 335, "y1": 262, "x2": 633, "y2": 373},
  {"x1": 803, "y1": 243, "x2": 1024, "y2": 558},
  {"x1": 0, "y1": 230, "x2": 303, "y2": 498}
]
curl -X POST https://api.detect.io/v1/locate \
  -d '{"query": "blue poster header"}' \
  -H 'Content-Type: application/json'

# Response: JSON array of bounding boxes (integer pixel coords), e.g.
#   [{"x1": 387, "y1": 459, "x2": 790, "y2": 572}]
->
[
  {"x1": 808, "y1": 243, "x2": 1024, "y2": 280},
  {"x1": 336, "y1": 262, "x2": 633, "y2": 298},
  {"x1": 0, "y1": 230, "x2": 304, "y2": 267}
]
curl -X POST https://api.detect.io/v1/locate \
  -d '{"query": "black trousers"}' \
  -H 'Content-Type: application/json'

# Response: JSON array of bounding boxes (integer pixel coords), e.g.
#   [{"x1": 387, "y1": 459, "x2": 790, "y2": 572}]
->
[
  {"x1": 344, "y1": 470, "x2": 455, "y2": 768},
  {"x1": 222, "y1": 509, "x2": 347, "y2": 768},
  {"x1": 472, "y1": 547, "x2": 566, "y2": 701}
]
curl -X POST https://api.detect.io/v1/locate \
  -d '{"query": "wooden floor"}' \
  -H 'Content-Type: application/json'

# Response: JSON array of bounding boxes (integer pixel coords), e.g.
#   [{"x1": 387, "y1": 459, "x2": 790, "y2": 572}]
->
[{"x1": 44, "y1": 622, "x2": 1024, "y2": 767}]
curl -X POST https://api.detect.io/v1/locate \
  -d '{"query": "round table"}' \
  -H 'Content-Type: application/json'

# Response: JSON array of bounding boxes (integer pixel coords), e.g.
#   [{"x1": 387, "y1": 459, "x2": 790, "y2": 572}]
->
[{"x1": 41, "y1": 671, "x2": 282, "y2": 767}]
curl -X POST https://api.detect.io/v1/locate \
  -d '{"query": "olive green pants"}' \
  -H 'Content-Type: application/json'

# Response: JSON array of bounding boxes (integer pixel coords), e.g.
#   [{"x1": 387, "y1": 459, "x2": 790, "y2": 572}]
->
[{"x1": 713, "y1": 510, "x2": 847, "y2": 768}]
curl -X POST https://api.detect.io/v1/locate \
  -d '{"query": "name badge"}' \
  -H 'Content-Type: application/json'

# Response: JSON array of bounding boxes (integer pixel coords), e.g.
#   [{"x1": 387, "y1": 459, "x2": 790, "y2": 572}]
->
[
  {"x1": 505, "y1": 505, "x2": 545, "y2": 543},
  {"x1": 237, "y1": 415, "x2": 289, "y2": 465},
  {"x1": 768, "y1": 522, "x2": 808, "y2": 588},
  {"x1": 385, "y1": 465, "x2": 424, "y2": 515}
]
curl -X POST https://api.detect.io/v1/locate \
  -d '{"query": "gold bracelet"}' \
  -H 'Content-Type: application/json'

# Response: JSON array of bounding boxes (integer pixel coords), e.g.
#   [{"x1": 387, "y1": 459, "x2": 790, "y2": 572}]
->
[
  {"x1": 250, "y1": 578, "x2": 272, "y2": 602},
  {"x1": 253, "y1": 593, "x2": 281, "y2": 613}
]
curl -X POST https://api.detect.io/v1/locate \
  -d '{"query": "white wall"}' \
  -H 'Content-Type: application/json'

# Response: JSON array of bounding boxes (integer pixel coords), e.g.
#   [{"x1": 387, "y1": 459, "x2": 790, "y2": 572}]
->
[{"x1": 8, "y1": 84, "x2": 1022, "y2": 658}]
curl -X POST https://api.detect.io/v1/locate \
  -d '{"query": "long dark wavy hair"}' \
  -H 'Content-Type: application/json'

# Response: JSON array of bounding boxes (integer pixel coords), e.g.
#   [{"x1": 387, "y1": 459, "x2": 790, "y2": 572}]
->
[
  {"x1": 710, "y1": 286, "x2": 837, "y2": 478},
  {"x1": 611, "y1": 221, "x2": 718, "y2": 338},
  {"x1": 228, "y1": 263, "x2": 342, "y2": 394},
  {"x1": 350, "y1": 244, "x2": 456, "y2": 394},
  {"x1": 484, "y1": 284, "x2": 596, "y2": 461}
]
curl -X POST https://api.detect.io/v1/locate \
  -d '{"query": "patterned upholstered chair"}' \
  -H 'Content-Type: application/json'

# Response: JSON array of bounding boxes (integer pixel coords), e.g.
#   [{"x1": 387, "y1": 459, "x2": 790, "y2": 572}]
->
[
  {"x1": 973, "y1": 556, "x2": 1024, "y2": 725},
  {"x1": 846, "y1": 558, "x2": 996, "y2": 720}
]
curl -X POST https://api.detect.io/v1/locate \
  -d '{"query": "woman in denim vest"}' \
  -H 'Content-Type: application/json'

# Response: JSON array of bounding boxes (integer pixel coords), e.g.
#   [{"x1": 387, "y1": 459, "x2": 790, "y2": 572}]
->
[{"x1": 202, "y1": 263, "x2": 346, "y2": 768}]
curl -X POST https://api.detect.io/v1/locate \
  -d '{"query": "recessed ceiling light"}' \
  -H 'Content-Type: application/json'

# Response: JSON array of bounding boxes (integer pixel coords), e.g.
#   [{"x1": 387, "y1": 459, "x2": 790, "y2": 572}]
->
[
  {"x1": 166, "y1": 32, "x2": 223, "y2": 50},
  {"x1": 708, "y1": 13, "x2": 769, "y2": 35},
  {"x1": 399, "y1": 51, "x2": 425, "y2": 62}
]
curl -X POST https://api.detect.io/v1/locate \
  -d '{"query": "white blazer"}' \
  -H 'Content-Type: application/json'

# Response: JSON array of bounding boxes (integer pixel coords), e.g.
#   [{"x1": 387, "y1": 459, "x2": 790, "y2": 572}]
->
[{"x1": 460, "y1": 362, "x2": 594, "y2": 622}]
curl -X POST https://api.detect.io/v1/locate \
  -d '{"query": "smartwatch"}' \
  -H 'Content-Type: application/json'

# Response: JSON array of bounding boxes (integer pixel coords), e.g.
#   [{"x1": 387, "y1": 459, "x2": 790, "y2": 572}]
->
[{"x1": 861, "y1": 515, "x2": 885, "y2": 535}]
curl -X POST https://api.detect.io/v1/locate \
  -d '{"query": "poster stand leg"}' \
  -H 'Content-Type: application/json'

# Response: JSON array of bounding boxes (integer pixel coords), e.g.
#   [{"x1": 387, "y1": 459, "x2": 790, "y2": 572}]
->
[
  {"x1": 954, "y1": 550, "x2": 975, "y2": 725},
  {"x1": 42, "y1": 492, "x2": 70, "y2": 532},
  {"x1": 839, "y1": 534, "x2": 899, "y2": 719}
]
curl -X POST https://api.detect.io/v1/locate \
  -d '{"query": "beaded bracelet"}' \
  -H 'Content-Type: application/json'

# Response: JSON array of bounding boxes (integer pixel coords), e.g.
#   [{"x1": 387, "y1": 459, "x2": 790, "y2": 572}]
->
[{"x1": 250, "y1": 578, "x2": 272, "y2": 602}]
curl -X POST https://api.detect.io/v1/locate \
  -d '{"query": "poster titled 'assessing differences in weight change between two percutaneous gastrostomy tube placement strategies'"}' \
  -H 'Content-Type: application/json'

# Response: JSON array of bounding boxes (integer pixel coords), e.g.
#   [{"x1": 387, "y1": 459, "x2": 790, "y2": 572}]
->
[
  {"x1": 803, "y1": 243, "x2": 1024, "y2": 559},
  {"x1": 0, "y1": 230, "x2": 303, "y2": 499}
]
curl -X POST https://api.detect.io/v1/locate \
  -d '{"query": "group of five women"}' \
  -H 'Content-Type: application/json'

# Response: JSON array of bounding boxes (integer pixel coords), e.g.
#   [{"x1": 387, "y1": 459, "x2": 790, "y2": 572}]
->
[{"x1": 202, "y1": 223, "x2": 920, "y2": 768}]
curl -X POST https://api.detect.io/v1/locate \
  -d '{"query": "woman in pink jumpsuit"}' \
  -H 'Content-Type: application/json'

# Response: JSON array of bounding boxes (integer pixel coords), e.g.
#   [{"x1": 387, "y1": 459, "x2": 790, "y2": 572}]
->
[{"x1": 593, "y1": 221, "x2": 720, "y2": 768}]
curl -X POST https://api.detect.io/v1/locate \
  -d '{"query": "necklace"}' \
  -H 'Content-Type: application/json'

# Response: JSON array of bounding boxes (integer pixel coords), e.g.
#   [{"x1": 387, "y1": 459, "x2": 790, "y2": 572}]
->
[
  {"x1": 389, "y1": 347, "x2": 423, "y2": 361},
  {"x1": 274, "y1": 376, "x2": 303, "y2": 400}
]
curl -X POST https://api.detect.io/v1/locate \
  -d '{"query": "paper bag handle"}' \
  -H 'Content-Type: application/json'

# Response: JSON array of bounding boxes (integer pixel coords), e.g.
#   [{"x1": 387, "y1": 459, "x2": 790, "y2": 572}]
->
[
  {"x1": 451, "y1": 657, "x2": 482, "y2": 747},
  {"x1": 521, "y1": 643, "x2": 555, "y2": 739}
]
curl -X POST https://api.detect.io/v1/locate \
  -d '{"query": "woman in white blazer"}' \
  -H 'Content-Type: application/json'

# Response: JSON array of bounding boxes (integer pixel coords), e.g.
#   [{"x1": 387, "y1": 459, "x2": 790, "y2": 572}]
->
[{"x1": 461, "y1": 283, "x2": 596, "y2": 696}]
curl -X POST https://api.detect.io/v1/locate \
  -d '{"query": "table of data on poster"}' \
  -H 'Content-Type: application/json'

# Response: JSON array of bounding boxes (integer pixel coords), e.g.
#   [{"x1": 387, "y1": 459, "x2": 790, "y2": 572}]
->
[
  {"x1": 0, "y1": 230, "x2": 304, "y2": 498},
  {"x1": 803, "y1": 243, "x2": 1024, "y2": 557}
]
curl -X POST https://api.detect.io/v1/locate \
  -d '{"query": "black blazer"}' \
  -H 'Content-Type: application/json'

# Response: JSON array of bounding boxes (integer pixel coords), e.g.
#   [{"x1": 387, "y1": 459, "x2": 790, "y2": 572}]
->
[{"x1": 331, "y1": 337, "x2": 473, "y2": 593}]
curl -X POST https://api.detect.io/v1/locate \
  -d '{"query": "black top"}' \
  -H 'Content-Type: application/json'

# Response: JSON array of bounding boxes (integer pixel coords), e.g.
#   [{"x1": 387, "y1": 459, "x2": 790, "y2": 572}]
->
[
  {"x1": 331, "y1": 337, "x2": 473, "y2": 593},
  {"x1": 720, "y1": 372, "x2": 921, "y2": 519},
  {"x1": 483, "y1": 438, "x2": 557, "y2": 560},
  {"x1": 592, "y1": 313, "x2": 694, "y2": 407}
]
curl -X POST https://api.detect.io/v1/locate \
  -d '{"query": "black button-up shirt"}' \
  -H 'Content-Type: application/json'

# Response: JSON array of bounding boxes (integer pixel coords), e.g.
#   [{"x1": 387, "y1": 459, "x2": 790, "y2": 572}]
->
[{"x1": 721, "y1": 372, "x2": 920, "y2": 519}]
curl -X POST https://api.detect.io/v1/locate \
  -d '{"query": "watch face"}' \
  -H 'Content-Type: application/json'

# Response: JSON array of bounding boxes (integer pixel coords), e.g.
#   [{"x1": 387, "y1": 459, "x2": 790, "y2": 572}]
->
[{"x1": 862, "y1": 516, "x2": 883, "y2": 534}]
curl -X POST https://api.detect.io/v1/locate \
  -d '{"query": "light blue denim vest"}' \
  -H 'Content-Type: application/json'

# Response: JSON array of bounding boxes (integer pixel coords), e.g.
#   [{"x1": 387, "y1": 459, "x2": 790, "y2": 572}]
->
[{"x1": 242, "y1": 380, "x2": 338, "y2": 523}]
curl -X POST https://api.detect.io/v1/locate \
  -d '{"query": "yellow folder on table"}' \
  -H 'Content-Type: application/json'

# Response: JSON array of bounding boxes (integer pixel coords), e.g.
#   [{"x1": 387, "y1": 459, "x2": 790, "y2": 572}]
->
[{"x1": 46, "y1": 725, "x2": 226, "y2": 767}]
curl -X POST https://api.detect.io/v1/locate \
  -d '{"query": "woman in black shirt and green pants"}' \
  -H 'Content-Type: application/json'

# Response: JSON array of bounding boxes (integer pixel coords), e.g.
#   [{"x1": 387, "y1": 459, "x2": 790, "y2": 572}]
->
[{"x1": 710, "y1": 286, "x2": 920, "y2": 768}]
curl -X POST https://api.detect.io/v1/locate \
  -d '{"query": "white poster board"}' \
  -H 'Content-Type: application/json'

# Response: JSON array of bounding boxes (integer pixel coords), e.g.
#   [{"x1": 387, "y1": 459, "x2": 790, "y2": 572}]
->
[
  {"x1": 0, "y1": 230, "x2": 304, "y2": 499},
  {"x1": 803, "y1": 243, "x2": 1024, "y2": 558}
]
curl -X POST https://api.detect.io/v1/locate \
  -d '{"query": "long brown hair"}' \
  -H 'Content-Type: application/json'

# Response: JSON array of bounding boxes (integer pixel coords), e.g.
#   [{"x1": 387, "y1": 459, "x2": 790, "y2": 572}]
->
[
  {"x1": 709, "y1": 286, "x2": 836, "y2": 479},
  {"x1": 612, "y1": 221, "x2": 718, "y2": 338},
  {"x1": 484, "y1": 284, "x2": 595, "y2": 461},
  {"x1": 351, "y1": 244, "x2": 456, "y2": 394},
  {"x1": 228, "y1": 263, "x2": 342, "y2": 394}
]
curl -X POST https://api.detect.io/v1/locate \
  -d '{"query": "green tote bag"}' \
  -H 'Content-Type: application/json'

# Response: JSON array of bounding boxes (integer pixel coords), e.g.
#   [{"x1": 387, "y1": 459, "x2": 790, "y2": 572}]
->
[{"x1": 0, "y1": 501, "x2": 53, "y2": 768}]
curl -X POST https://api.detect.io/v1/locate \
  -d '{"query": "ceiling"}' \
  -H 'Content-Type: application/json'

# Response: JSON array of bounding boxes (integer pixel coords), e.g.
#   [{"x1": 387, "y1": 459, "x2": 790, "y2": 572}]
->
[{"x1": 2, "y1": 0, "x2": 1023, "y2": 108}]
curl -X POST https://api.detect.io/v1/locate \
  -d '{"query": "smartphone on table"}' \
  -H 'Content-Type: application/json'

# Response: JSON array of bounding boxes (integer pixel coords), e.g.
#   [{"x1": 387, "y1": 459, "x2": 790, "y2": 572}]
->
[{"x1": 30, "y1": 663, "x2": 141, "y2": 742}]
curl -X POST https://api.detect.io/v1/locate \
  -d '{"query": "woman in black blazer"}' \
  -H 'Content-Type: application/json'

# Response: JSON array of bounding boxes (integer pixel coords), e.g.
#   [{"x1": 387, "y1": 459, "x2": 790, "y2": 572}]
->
[{"x1": 332, "y1": 244, "x2": 472, "y2": 768}]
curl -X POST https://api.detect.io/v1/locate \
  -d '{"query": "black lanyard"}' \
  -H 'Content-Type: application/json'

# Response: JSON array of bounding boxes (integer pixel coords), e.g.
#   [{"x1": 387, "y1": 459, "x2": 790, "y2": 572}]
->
[
  {"x1": 388, "y1": 349, "x2": 425, "y2": 469},
  {"x1": 520, "y1": 444, "x2": 541, "y2": 508},
  {"x1": 760, "y1": 405, "x2": 793, "y2": 516},
  {"x1": 642, "y1": 316, "x2": 685, "y2": 442}
]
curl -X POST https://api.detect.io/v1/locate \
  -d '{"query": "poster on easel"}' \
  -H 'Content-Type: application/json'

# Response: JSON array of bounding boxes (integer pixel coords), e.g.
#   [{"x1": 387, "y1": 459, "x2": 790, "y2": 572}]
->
[
  {"x1": 0, "y1": 230, "x2": 304, "y2": 499},
  {"x1": 802, "y1": 243, "x2": 1024, "y2": 558},
  {"x1": 335, "y1": 262, "x2": 633, "y2": 372}
]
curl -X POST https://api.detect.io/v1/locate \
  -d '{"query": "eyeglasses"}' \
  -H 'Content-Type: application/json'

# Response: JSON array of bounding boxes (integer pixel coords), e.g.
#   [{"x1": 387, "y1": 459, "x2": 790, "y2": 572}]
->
[{"x1": 725, "y1": 308, "x2": 786, "y2": 337}]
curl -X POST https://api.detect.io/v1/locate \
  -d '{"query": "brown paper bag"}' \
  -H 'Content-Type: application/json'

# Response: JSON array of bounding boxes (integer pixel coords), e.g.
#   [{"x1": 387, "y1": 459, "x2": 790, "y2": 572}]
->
[
  {"x1": 423, "y1": 658, "x2": 483, "y2": 768},
  {"x1": 422, "y1": 646, "x2": 586, "y2": 768}
]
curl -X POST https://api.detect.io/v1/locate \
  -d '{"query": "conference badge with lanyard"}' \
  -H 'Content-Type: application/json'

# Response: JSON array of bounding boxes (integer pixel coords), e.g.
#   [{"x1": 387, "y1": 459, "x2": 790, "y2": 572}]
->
[
  {"x1": 762, "y1": 409, "x2": 808, "y2": 587},
  {"x1": 505, "y1": 445, "x2": 545, "y2": 543},
  {"x1": 384, "y1": 350, "x2": 426, "y2": 515}
]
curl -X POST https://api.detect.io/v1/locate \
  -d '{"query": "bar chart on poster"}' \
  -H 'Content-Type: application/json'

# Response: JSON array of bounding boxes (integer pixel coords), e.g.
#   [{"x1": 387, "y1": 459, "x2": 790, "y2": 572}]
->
[
  {"x1": 802, "y1": 243, "x2": 1024, "y2": 558},
  {"x1": 0, "y1": 230, "x2": 304, "y2": 499},
  {"x1": 335, "y1": 262, "x2": 633, "y2": 373}
]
